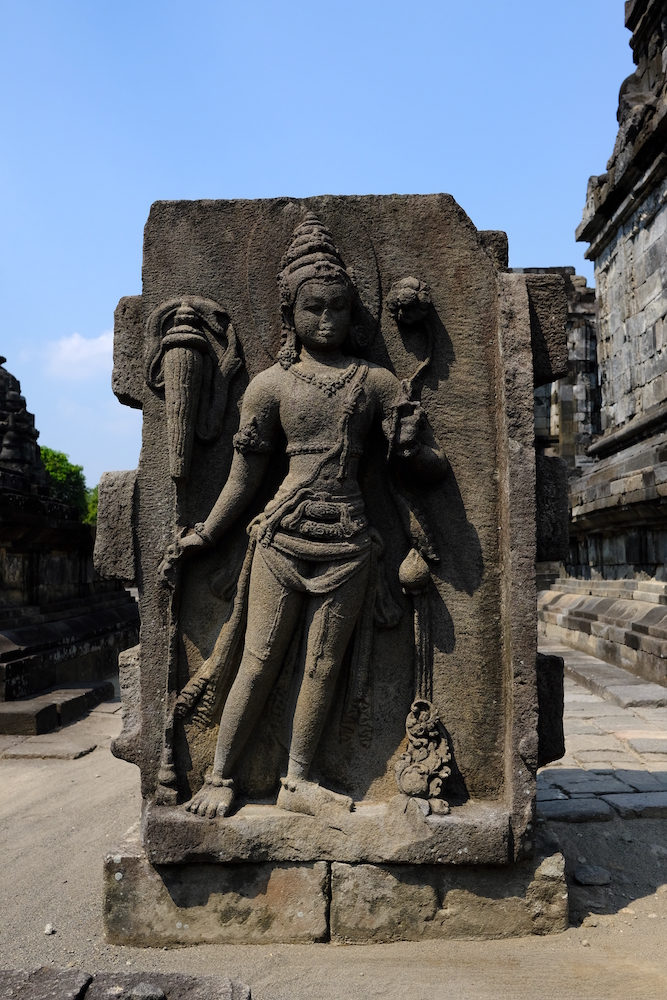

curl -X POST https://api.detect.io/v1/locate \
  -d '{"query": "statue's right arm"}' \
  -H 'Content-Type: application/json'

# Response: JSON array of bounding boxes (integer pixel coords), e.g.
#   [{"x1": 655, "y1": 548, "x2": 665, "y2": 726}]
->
[
  {"x1": 198, "y1": 448, "x2": 270, "y2": 545},
  {"x1": 159, "y1": 369, "x2": 280, "y2": 576},
  {"x1": 200, "y1": 367, "x2": 280, "y2": 543}
]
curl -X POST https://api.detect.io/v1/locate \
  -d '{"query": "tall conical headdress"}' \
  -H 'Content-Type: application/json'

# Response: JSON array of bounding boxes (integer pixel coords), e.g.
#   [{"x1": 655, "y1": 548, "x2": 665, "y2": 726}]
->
[{"x1": 277, "y1": 212, "x2": 352, "y2": 307}]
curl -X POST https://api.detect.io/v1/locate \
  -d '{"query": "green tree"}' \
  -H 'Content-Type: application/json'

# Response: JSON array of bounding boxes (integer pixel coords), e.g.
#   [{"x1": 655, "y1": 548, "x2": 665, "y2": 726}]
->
[
  {"x1": 40, "y1": 447, "x2": 89, "y2": 519},
  {"x1": 84, "y1": 484, "x2": 98, "y2": 525}
]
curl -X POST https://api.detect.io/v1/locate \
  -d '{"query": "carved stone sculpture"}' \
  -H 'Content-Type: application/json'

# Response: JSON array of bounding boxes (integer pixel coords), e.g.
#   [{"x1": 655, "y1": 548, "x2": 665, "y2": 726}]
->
[{"x1": 97, "y1": 194, "x2": 568, "y2": 943}]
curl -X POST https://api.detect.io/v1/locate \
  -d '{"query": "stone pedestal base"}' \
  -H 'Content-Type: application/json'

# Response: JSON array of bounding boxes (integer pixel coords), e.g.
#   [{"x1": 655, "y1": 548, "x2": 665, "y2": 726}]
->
[{"x1": 104, "y1": 827, "x2": 568, "y2": 945}]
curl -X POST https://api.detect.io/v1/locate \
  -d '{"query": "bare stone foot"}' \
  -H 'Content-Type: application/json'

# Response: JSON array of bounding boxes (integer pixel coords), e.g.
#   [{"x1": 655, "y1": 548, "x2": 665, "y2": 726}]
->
[
  {"x1": 185, "y1": 775, "x2": 235, "y2": 818},
  {"x1": 277, "y1": 776, "x2": 353, "y2": 817}
]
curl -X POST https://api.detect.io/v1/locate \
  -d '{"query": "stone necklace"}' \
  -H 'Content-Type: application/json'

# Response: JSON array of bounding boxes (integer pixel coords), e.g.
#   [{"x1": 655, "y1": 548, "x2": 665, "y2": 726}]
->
[{"x1": 290, "y1": 361, "x2": 358, "y2": 397}]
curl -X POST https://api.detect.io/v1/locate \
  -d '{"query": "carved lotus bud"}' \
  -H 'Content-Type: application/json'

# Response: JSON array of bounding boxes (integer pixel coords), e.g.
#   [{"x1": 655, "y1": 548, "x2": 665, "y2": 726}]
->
[{"x1": 398, "y1": 547, "x2": 431, "y2": 593}]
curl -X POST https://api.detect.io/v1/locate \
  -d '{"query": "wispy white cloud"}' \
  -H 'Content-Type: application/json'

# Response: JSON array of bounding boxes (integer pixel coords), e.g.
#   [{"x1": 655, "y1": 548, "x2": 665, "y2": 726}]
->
[{"x1": 45, "y1": 331, "x2": 113, "y2": 380}]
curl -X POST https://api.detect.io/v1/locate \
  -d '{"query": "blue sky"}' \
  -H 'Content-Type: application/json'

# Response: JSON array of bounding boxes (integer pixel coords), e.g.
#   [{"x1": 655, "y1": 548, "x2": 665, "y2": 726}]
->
[{"x1": 0, "y1": 1, "x2": 632, "y2": 485}]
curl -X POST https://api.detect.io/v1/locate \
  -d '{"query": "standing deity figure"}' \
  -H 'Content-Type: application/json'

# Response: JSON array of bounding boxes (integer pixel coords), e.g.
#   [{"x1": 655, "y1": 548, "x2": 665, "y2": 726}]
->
[{"x1": 159, "y1": 214, "x2": 448, "y2": 819}]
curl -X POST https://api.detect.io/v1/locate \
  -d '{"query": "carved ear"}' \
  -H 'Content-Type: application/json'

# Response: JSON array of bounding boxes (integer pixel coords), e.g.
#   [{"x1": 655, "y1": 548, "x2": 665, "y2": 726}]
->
[{"x1": 281, "y1": 303, "x2": 296, "y2": 332}]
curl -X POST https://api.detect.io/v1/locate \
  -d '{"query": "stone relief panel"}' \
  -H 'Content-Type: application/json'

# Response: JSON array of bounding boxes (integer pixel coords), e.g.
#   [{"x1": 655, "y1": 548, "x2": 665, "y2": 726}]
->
[{"x1": 104, "y1": 194, "x2": 539, "y2": 865}]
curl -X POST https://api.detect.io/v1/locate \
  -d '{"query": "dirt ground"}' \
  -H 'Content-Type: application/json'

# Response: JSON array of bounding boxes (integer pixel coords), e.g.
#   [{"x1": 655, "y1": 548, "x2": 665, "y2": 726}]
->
[{"x1": 1, "y1": 704, "x2": 667, "y2": 1000}]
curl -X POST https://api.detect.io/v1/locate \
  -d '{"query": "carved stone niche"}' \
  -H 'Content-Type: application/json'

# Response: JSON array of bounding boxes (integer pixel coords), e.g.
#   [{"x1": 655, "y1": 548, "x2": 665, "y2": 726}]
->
[{"x1": 98, "y1": 195, "x2": 566, "y2": 944}]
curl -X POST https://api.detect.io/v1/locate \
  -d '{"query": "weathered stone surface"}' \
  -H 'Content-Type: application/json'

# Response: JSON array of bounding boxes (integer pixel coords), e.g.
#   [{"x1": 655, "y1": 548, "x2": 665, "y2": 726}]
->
[
  {"x1": 87, "y1": 973, "x2": 250, "y2": 1000},
  {"x1": 478, "y1": 230, "x2": 509, "y2": 270},
  {"x1": 98, "y1": 194, "x2": 545, "y2": 866},
  {"x1": 0, "y1": 700, "x2": 57, "y2": 736},
  {"x1": 111, "y1": 644, "x2": 141, "y2": 765},
  {"x1": 104, "y1": 831, "x2": 328, "y2": 945},
  {"x1": 525, "y1": 274, "x2": 569, "y2": 388},
  {"x1": 330, "y1": 852, "x2": 568, "y2": 942},
  {"x1": 112, "y1": 296, "x2": 145, "y2": 411},
  {"x1": 143, "y1": 799, "x2": 510, "y2": 865},
  {"x1": 7, "y1": 968, "x2": 92, "y2": 1000},
  {"x1": 530, "y1": 268, "x2": 598, "y2": 470},
  {"x1": 0, "y1": 970, "x2": 250, "y2": 1000},
  {"x1": 535, "y1": 455, "x2": 569, "y2": 563},
  {"x1": 626, "y1": 736, "x2": 667, "y2": 753},
  {"x1": 0, "y1": 971, "x2": 30, "y2": 999},
  {"x1": 94, "y1": 470, "x2": 136, "y2": 583},
  {"x1": 96, "y1": 193, "x2": 567, "y2": 942},
  {"x1": 541, "y1": 5, "x2": 667, "y2": 686},
  {"x1": 538, "y1": 589, "x2": 667, "y2": 689}
]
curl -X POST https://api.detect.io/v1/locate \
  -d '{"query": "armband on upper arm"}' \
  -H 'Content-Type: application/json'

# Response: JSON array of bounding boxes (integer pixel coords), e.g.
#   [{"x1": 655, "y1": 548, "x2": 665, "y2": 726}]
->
[{"x1": 232, "y1": 417, "x2": 274, "y2": 455}]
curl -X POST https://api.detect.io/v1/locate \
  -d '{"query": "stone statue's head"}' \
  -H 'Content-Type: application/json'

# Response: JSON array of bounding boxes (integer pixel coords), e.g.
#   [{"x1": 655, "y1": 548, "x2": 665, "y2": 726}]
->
[{"x1": 277, "y1": 213, "x2": 370, "y2": 367}]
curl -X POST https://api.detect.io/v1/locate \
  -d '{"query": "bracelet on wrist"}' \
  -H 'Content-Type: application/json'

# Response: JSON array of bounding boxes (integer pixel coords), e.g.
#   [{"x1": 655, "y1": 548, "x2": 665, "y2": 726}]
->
[{"x1": 193, "y1": 522, "x2": 213, "y2": 545}]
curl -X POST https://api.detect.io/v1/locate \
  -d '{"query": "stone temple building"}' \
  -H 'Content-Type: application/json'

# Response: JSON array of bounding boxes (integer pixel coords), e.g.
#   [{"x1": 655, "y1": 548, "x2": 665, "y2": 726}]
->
[
  {"x1": 539, "y1": 0, "x2": 667, "y2": 686},
  {"x1": 0, "y1": 357, "x2": 139, "y2": 732}
]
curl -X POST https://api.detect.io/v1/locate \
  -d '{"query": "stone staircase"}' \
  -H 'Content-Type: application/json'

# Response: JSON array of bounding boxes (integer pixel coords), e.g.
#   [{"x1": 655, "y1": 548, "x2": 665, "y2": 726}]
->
[{"x1": 538, "y1": 577, "x2": 667, "y2": 687}]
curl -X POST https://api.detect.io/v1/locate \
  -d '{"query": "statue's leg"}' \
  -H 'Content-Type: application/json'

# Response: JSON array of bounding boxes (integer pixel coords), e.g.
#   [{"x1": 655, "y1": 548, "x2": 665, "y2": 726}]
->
[
  {"x1": 187, "y1": 549, "x2": 302, "y2": 818},
  {"x1": 277, "y1": 561, "x2": 370, "y2": 816}
]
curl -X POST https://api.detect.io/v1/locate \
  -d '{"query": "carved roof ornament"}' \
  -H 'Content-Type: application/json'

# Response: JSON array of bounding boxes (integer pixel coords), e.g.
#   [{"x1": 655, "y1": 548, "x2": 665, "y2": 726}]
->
[{"x1": 144, "y1": 297, "x2": 242, "y2": 482}]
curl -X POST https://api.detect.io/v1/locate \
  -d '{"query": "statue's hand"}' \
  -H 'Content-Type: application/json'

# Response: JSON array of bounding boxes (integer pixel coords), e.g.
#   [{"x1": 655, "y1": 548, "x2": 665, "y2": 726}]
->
[
  {"x1": 157, "y1": 528, "x2": 208, "y2": 588},
  {"x1": 395, "y1": 401, "x2": 424, "y2": 457}
]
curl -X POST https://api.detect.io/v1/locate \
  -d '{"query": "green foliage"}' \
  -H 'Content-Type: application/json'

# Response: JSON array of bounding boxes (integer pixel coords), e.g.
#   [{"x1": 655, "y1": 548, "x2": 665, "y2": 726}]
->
[
  {"x1": 84, "y1": 484, "x2": 98, "y2": 525},
  {"x1": 40, "y1": 447, "x2": 94, "y2": 521}
]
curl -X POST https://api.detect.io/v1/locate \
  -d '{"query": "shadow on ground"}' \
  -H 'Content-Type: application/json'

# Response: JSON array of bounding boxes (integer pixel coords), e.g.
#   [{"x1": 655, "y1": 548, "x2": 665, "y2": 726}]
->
[{"x1": 546, "y1": 815, "x2": 667, "y2": 925}]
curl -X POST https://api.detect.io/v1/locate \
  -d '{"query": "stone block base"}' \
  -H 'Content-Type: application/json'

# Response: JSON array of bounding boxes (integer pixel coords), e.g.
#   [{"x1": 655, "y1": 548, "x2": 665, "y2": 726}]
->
[
  {"x1": 104, "y1": 827, "x2": 330, "y2": 946},
  {"x1": 330, "y1": 855, "x2": 568, "y2": 942},
  {"x1": 104, "y1": 828, "x2": 568, "y2": 945}
]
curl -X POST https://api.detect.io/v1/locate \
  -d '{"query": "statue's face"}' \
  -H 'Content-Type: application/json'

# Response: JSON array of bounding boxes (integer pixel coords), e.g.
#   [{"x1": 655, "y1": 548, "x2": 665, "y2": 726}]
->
[{"x1": 293, "y1": 279, "x2": 351, "y2": 353}]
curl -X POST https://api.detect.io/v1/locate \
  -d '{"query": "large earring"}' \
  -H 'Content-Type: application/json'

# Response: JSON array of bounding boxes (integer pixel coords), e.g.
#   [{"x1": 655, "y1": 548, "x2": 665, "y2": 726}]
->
[{"x1": 277, "y1": 306, "x2": 300, "y2": 369}]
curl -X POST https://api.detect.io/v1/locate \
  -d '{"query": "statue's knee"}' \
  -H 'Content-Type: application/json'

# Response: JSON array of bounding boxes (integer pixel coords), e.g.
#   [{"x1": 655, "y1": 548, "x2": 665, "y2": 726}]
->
[{"x1": 241, "y1": 646, "x2": 281, "y2": 682}]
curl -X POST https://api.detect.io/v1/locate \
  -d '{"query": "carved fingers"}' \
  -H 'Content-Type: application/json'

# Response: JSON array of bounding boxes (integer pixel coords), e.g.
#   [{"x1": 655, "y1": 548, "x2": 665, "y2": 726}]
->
[{"x1": 157, "y1": 530, "x2": 207, "y2": 587}]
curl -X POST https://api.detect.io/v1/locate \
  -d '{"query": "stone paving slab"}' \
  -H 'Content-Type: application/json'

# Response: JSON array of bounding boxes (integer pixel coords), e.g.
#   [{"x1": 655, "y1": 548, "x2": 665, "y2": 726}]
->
[
  {"x1": 547, "y1": 773, "x2": 635, "y2": 796},
  {"x1": 538, "y1": 639, "x2": 667, "y2": 822},
  {"x1": 537, "y1": 798, "x2": 614, "y2": 822},
  {"x1": 2, "y1": 736, "x2": 96, "y2": 759},
  {"x1": 608, "y1": 685, "x2": 667, "y2": 708},
  {"x1": 0, "y1": 682, "x2": 115, "y2": 736},
  {"x1": 540, "y1": 640, "x2": 667, "y2": 707},
  {"x1": 627, "y1": 737, "x2": 667, "y2": 753},
  {"x1": 536, "y1": 787, "x2": 568, "y2": 801},
  {"x1": 89, "y1": 700, "x2": 122, "y2": 714},
  {"x1": 600, "y1": 791, "x2": 667, "y2": 818}
]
